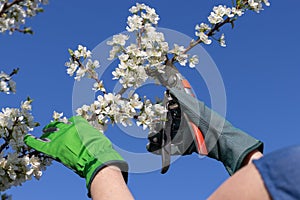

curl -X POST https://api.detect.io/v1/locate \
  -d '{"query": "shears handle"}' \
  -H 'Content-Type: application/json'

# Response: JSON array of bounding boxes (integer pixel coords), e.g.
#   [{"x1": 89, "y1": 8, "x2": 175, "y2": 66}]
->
[
  {"x1": 147, "y1": 61, "x2": 207, "y2": 173},
  {"x1": 161, "y1": 109, "x2": 172, "y2": 174},
  {"x1": 160, "y1": 79, "x2": 207, "y2": 174},
  {"x1": 180, "y1": 79, "x2": 208, "y2": 155}
]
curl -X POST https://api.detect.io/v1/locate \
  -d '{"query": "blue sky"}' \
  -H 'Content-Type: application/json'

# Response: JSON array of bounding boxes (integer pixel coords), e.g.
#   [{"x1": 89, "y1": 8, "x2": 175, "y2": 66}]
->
[{"x1": 1, "y1": 0, "x2": 300, "y2": 199}]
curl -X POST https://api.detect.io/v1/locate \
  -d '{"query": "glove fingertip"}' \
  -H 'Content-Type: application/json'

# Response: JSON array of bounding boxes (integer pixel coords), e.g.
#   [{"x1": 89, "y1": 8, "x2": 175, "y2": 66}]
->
[
  {"x1": 146, "y1": 142, "x2": 162, "y2": 155},
  {"x1": 24, "y1": 134, "x2": 50, "y2": 153}
]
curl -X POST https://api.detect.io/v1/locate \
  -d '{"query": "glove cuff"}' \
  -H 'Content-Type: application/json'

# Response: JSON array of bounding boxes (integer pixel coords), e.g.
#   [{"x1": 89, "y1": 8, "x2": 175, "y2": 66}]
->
[{"x1": 219, "y1": 140, "x2": 264, "y2": 175}]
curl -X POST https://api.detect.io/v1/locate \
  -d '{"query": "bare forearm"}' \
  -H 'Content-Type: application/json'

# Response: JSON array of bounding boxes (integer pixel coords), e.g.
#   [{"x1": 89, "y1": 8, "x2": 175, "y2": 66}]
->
[
  {"x1": 90, "y1": 166, "x2": 134, "y2": 200},
  {"x1": 208, "y1": 163, "x2": 271, "y2": 200}
]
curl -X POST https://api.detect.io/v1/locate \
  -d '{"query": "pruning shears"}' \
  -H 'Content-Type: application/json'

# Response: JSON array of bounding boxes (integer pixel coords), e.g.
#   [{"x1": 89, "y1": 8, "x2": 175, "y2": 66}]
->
[{"x1": 147, "y1": 60, "x2": 208, "y2": 174}]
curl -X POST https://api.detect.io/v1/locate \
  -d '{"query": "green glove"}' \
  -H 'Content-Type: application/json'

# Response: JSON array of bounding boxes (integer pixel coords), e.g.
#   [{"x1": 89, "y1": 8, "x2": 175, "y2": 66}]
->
[
  {"x1": 24, "y1": 116, "x2": 128, "y2": 197},
  {"x1": 147, "y1": 88, "x2": 263, "y2": 175}
]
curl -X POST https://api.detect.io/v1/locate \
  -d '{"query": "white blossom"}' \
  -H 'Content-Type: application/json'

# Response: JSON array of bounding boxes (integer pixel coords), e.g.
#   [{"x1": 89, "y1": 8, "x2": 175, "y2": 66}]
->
[
  {"x1": 74, "y1": 45, "x2": 92, "y2": 58},
  {"x1": 263, "y1": 0, "x2": 270, "y2": 6},
  {"x1": 168, "y1": 44, "x2": 188, "y2": 66},
  {"x1": 52, "y1": 111, "x2": 63, "y2": 121},
  {"x1": 248, "y1": 0, "x2": 270, "y2": 12},
  {"x1": 189, "y1": 55, "x2": 199, "y2": 68},
  {"x1": 108, "y1": 45, "x2": 122, "y2": 60},
  {"x1": 195, "y1": 23, "x2": 211, "y2": 33},
  {"x1": 153, "y1": 104, "x2": 167, "y2": 115},
  {"x1": 136, "y1": 100, "x2": 167, "y2": 131},
  {"x1": 142, "y1": 7, "x2": 160, "y2": 24},
  {"x1": 169, "y1": 44, "x2": 185, "y2": 55},
  {"x1": 107, "y1": 34, "x2": 129, "y2": 46},
  {"x1": 118, "y1": 53, "x2": 130, "y2": 62},
  {"x1": 231, "y1": 7, "x2": 244, "y2": 17},
  {"x1": 86, "y1": 59, "x2": 100, "y2": 70},
  {"x1": 65, "y1": 45, "x2": 100, "y2": 81},
  {"x1": 196, "y1": 31, "x2": 212, "y2": 45},
  {"x1": 93, "y1": 81, "x2": 106, "y2": 93},
  {"x1": 129, "y1": 93, "x2": 143, "y2": 110},
  {"x1": 129, "y1": 3, "x2": 147, "y2": 13},
  {"x1": 21, "y1": 100, "x2": 32, "y2": 111},
  {"x1": 126, "y1": 14, "x2": 143, "y2": 32},
  {"x1": 74, "y1": 67, "x2": 87, "y2": 81},
  {"x1": 65, "y1": 58, "x2": 79, "y2": 76},
  {"x1": 128, "y1": 3, "x2": 159, "y2": 25},
  {"x1": 208, "y1": 5, "x2": 233, "y2": 24},
  {"x1": 0, "y1": 71, "x2": 16, "y2": 94},
  {"x1": 219, "y1": 33, "x2": 226, "y2": 47},
  {"x1": 0, "y1": 80, "x2": 9, "y2": 93}
]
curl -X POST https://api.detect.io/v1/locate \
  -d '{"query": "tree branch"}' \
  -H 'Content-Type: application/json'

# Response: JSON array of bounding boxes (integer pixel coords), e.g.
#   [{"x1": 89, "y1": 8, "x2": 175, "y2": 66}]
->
[
  {"x1": 0, "y1": 141, "x2": 9, "y2": 153},
  {"x1": 0, "y1": 0, "x2": 24, "y2": 16},
  {"x1": 182, "y1": 17, "x2": 231, "y2": 55},
  {"x1": 117, "y1": 87, "x2": 128, "y2": 96}
]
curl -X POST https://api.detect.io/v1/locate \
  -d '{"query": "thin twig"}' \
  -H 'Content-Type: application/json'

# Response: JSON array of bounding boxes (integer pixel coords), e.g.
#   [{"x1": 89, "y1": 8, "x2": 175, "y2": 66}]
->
[
  {"x1": 0, "y1": 141, "x2": 9, "y2": 153},
  {"x1": 182, "y1": 17, "x2": 231, "y2": 55},
  {"x1": 71, "y1": 55, "x2": 106, "y2": 94},
  {"x1": 0, "y1": 0, "x2": 24, "y2": 16},
  {"x1": 117, "y1": 87, "x2": 128, "y2": 96}
]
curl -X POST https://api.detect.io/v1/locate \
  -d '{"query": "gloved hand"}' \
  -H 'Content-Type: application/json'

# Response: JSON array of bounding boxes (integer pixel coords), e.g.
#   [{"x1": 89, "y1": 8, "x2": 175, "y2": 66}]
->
[
  {"x1": 147, "y1": 88, "x2": 263, "y2": 175},
  {"x1": 24, "y1": 116, "x2": 128, "y2": 197},
  {"x1": 147, "y1": 92, "x2": 197, "y2": 156}
]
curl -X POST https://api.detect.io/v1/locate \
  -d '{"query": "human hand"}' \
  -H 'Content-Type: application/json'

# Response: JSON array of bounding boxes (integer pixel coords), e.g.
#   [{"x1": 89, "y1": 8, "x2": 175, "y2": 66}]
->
[
  {"x1": 147, "y1": 88, "x2": 263, "y2": 175},
  {"x1": 146, "y1": 91, "x2": 197, "y2": 156},
  {"x1": 24, "y1": 116, "x2": 128, "y2": 195}
]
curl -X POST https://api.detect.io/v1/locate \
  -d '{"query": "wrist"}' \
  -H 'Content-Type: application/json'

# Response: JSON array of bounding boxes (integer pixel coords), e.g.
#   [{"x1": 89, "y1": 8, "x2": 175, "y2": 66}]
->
[
  {"x1": 242, "y1": 149, "x2": 263, "y2": 166},
  {"x1": 86, "y1": 159, "x2": 129, "y2": 197},
  {"x1": 90, "y1": 166, "x2": 133, "y2": 200}
]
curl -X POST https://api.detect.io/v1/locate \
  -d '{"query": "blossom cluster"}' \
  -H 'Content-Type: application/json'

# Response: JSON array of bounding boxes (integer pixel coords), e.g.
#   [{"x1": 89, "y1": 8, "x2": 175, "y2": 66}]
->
[
  {"x1": 65, "y1": 4, "x2": 201, "y2": 134},
  {"x1": 66, "y1": 44, "x2": 168, "y2": 132},
  {"x1": 0, "y1": 100, "x2": 51, "y2": 191},
  {"x1": 108, "y1": 3, "x2": 198, "y2": 90},
  {"x1": 248, "y1": 0, "x2": 270, "y2": 12},
  {"x1": 0, "y1": 71, "x2": 16, "y2": 94},
  {"x1": 65, "y1": 45, "x2": 97, "y2": 80},
  {"x1": 75, "y1": 92, "x2": 166, "y2": 133},
  {"x1": 65, "y1": 45, "x2": 167, "y2": 132},
  {"x1": 52, "y1": 111, "x2": 68, "y2": 123},
  {"x1": 169, "y1": 44, "x2": 198, "y2": 67},
  {"x1": 194, "y1": 0, "x2": 270, "y2": 48},
  {"x1": 0, "y1": 0, "x2": 48, "y2": 34}
]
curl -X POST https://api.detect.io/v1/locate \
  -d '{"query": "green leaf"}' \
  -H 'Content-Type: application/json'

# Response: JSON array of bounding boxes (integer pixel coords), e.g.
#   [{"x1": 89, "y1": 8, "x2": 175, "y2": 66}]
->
[
  {"x1": 230, "y1": 20, "x2": 235, "y2": 29},
  {"x1": 68, "y1": 48, "x2": 74, "y2": 56},
  {"x1": 36, "y1": 8, "x2": 44, "y2": 13},
  {"x1": 34, "y1": 122, "x2": 40, "y2": 127},
  {"x1": 26, "y1": 96, "x2": 33, "y2": 103},
  {"x1": 9, "y1": 68, "x2": 19, "y2": 76},
  {"x1": 23, "y1": 27, "x2": 34, "y2": 35}
]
